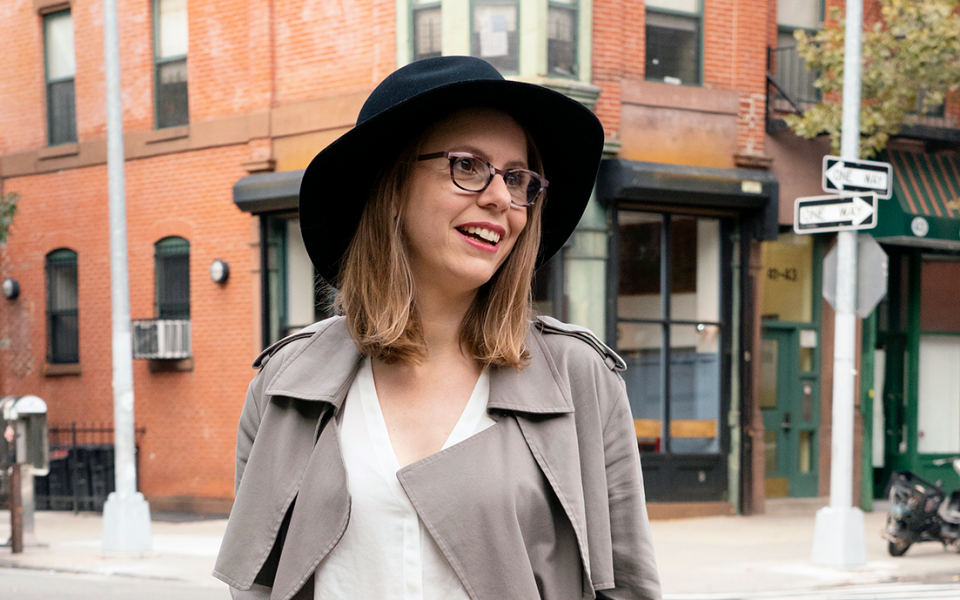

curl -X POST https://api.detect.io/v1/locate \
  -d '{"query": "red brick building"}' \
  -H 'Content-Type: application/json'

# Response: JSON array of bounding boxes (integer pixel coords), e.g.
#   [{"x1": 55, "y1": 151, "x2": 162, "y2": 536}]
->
[{"x1": 0, "y1": 0, "x2": 855, "y2": 516}]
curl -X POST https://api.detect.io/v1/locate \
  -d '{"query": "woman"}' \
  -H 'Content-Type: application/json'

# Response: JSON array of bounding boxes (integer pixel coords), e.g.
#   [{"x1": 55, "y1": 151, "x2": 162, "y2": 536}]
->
[{"x1": 214, "y1": 56, "x2": 661, "y2": 600}]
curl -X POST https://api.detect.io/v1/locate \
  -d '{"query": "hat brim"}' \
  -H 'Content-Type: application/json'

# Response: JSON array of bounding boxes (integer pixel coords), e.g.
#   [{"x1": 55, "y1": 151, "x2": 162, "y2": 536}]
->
[{"x1": 299, "y1": 78, "x2": 604, "y2": 287}]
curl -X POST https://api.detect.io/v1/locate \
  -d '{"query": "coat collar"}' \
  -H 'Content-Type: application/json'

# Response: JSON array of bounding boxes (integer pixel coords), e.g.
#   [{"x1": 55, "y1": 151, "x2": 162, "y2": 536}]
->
[{"x1": 264, "y1": 317, "x2": 573, "y2": 415}]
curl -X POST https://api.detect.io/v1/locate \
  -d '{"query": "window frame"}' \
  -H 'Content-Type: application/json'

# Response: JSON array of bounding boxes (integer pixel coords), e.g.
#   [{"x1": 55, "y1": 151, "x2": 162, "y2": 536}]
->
[
  {"x1": 154, "y1": 236, "x2": 191, "y2": 320},
  {"x1": 610, "y1": 208, "x2": 734, "y2": 456},
  {"x1": 546, "y1": 0, "x2": 578, "y2": 79},
  {"x1": 153, "y1": 0, "x2": 189, "y2": 129},
  {"x1": 43, "y1": 9, "x2": 78, "y2": 146},
  {"x1": 398, "y1": 1, "x2": 592, "y2": 83},
  {"x1": 469, "y1": 0, "x2": 522, "y2": 75},
  {"x1": 410, "y1": 0, "x2": 443, "y2": 62},
  {"x1": 45, "y1": 248, "x2": 79, "y2": 365},
  {"x1": 644, "y1": 2, "x2": 704, "y2": 87}
]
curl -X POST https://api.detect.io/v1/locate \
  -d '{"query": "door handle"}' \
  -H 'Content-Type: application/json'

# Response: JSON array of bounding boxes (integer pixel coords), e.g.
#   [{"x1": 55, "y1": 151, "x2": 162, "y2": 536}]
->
[{"x1": 781, "y1": 412, "x2": 792, "y2": 432}]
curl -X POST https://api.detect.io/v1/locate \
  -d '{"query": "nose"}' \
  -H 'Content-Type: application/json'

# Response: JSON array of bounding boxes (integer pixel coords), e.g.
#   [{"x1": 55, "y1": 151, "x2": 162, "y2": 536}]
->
[{"x1": 478, "y1": 173, "x2": 513, "y2": 211}]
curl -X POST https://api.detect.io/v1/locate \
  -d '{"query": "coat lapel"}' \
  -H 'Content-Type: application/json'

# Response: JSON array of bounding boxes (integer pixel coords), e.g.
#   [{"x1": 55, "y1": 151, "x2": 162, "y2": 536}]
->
[
  {"x1": 493, "y1": 327, "x2": 595, "y2": 593},
  {"x1": 400, "y1": 327, "x2": 595, "y2": 597}
]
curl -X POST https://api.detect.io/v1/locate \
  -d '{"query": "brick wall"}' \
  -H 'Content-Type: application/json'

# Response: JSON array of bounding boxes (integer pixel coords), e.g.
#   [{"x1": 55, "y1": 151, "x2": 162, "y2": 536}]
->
[
  {"x1": 0, "y1": 0, "x2": 397, "y2": 508},
  {"x1": 0, "y1": 146, "x2": 255, "y2": 502},
  {"x1": 592, "y1": 0, "x2": 772, "y2": 162},
  {"x1": 0, "y1": 2, "x2": 49, "y2": 152},
  {"x1": 273, "y1": 0, "x2": 396, "y2": 104}
]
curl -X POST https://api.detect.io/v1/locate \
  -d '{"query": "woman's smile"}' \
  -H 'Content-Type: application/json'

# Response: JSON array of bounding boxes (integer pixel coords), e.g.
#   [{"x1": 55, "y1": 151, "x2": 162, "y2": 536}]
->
[{"x1": 455, "y1": 222, "x2": 505, "y2": 252}]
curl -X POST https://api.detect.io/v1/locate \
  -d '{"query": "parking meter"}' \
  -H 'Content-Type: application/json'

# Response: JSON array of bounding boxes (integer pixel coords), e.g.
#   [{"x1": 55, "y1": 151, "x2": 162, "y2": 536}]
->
[
  {"x1": 2, "y1": 395, "x2": 48, "y2": 548},
  {"x1": 2, "y1": 395, "x2": 49, "y2": 475}
]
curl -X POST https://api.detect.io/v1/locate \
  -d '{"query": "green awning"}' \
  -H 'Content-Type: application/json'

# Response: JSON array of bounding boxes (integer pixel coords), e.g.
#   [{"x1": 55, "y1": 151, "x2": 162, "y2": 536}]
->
[{"x1": 874, "y1": 150, "x2": 960, "y2": 250}]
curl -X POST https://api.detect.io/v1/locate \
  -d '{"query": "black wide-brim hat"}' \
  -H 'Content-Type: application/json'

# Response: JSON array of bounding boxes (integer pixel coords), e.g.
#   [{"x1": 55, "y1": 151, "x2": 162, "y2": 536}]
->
[{"x1": 299, "y1": 55, "x2": 605, "y2": 286}]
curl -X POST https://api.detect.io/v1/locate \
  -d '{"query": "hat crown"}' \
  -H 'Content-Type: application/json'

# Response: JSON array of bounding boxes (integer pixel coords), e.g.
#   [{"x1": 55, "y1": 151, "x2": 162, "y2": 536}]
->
[{"x1": 357, "y1": 56, "x2": 505, "y2": 126}]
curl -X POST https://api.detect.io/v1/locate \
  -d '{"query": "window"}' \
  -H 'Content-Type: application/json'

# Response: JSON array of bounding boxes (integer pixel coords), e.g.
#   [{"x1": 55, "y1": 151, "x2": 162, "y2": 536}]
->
[
  {"x1": 413, "y1": 1, "x2": 442, "y2": 61},
  {"x1": 263, "y1": 215, "x2": 335, "y2": 346},
  {"x1": 645, "y1": 0, "x2": 701, "y2": 86},
  {"x1": 917, "y1": 258, "x2": 960, "y2": 453},
  {"x1": 46, "y1": 249, "x2": 79, "y2": 364},
  {"x1": 548, "y1": 1, "x2": 577, "y2": 77},
  {"x1": 155, "y1": 237, "x2": 190, "y2": 319},
  {"x1": 775, "y1": 0, "x2": 822, "y2": 106},
  {"x1": 154, "y1": 0, "x2": 189, "y2": 128},
  {"x1": 472, "y1": 1, "x2": 519, "y2": 74},
  {"x1": 43, "y1": 10, "x2": 77, "y2": 145},
  {"x1": 616, "y1": 212, "x2": 724, "y2": 454}
]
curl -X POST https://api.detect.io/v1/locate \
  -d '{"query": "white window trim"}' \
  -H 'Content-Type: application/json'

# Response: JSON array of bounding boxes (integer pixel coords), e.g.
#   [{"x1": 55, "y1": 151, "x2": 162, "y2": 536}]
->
[{"x1": 396, "y1": 0, "x2": 592, "y2": 83}]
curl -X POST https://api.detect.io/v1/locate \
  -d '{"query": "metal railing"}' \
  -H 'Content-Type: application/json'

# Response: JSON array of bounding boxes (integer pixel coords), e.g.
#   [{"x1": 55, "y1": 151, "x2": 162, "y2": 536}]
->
[
  {"x1": 31, "y1": 423, "x2": 146, "y2": 512},
  {"x1": 766, "y1": 45, "x2": 821, "y2": 130},
  {"x1": 767, "y1": 45, "x2": 959, "y2": 135}
]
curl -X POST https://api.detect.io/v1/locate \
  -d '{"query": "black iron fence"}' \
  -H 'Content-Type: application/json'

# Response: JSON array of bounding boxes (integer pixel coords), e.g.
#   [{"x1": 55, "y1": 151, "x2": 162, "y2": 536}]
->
[{"x1": 30, "y1": 423, "x2": 146, "y2": 512}]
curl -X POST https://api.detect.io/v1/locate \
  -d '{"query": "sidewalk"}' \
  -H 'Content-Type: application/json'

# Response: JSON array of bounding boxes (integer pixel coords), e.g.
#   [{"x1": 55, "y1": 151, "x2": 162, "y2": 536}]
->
[
  {"x1": 650, "y1": 500, "x2": 960, "y2": 597},
  {"x1": 0, "y1": 509, "x2": 230, "y2": 594},
  {"x1": 0, "y1": 501, "x2": 958, "y2": 598}
]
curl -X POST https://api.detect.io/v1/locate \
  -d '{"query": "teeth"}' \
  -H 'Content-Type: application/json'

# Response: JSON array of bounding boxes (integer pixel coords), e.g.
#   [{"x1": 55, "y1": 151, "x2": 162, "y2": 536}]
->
[{"x1": 463, "y1": 226, "x2": 501, "y2": 245}]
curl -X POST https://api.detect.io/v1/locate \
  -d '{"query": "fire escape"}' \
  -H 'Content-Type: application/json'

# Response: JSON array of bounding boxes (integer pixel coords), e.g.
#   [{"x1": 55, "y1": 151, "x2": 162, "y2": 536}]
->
[{"x1": 765, "y1": 45, "x2": 821, "y2": 133}]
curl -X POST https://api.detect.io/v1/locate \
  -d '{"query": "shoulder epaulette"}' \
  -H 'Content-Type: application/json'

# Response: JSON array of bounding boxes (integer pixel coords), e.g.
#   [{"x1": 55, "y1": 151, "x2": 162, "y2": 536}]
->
[
  {"x1": 534, "y1": 315, "x2": 627, "y2": 372},
  {"x1": 252, "y1": 321, "x2": 326, "y2": 369}
]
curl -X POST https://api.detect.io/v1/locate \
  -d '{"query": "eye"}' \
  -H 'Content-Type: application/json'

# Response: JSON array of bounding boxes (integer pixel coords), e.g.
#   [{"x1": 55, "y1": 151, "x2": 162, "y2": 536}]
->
[
  {"x1": 503, "y1": 170, "x2": 528, "y2": 189},
  {"x1": 452, "y1": 157, "x2": 481, "y2": 175}
]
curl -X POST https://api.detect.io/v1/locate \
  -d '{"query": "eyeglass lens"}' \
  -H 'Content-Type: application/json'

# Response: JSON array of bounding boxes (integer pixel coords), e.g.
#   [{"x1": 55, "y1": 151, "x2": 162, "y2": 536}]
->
[{"x1": 450, "y1": 156, "x2": 542, "y2": 205}]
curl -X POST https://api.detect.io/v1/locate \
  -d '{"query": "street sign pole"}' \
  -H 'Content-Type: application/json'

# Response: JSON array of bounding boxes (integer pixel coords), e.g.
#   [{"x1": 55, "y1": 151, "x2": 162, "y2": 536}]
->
[
  {"x1": 811, "y1": 0, "x2": 867, "y2": 567},
  {"x1": 101, "y1": 0, "x2": 152, "y2": 554}
]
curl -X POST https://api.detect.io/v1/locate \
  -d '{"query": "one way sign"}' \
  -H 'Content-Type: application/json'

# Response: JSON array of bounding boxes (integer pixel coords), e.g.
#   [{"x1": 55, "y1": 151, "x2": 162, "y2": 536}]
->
[
  {"x1": 794, "y1": 193, "x2": 878, "y2": 234},
  {"x1": 822, "y1": 155, "x2": 893, "y2": 199}
]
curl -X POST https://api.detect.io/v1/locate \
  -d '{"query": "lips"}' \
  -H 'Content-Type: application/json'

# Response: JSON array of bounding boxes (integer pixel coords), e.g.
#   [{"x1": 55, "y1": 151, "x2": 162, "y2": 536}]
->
[{"x1": 456, "y1": 225, "x2": 502, "y2": 246}]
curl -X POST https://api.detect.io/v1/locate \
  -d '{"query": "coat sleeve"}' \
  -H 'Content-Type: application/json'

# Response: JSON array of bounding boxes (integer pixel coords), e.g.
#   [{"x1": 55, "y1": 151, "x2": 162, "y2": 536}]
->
[
  {"x1": 235, "y1": 369, "x2": 267, "y2": 493},
  {"x1": 596, "y1": 379, "x2": 662, "y2": 600}
]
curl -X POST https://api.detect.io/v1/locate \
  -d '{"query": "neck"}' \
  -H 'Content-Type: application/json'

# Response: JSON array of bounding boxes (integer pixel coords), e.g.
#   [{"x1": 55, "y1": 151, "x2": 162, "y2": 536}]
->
[{"x1": 414, "y1": 283, "x2": 477, "y2": 362}]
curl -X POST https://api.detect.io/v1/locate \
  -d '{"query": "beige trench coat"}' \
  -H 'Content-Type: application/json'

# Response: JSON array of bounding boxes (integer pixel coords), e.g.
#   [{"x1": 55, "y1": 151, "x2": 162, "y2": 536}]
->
[{"x1": 213, "y1": 316, "x2": 661, "y2": 600}]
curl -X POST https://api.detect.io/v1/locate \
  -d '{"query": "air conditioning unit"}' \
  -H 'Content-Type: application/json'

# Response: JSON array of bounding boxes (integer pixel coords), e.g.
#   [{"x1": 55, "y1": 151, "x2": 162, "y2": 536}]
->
[{"x1": 131, "y1": 319, "x2": 192, "y2": 359}]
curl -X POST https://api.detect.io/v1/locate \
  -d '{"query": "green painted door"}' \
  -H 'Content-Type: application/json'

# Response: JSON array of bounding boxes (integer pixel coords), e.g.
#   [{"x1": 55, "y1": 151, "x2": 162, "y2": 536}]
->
[{"x1": 760, "y1": 326, "x2": 819, "y2": 498}]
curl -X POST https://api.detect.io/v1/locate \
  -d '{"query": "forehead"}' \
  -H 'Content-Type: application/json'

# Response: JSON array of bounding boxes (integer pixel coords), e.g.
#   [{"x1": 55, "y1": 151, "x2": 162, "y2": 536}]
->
[{"x1": 420, "y1": 107, "x2": 527, "y2": 157}]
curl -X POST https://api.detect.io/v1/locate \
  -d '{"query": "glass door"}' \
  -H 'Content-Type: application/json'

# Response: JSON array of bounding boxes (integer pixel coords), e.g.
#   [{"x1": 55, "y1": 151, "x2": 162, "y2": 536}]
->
[{"x1": 614, "y1": 209, "x2": 733, "y2": 502}]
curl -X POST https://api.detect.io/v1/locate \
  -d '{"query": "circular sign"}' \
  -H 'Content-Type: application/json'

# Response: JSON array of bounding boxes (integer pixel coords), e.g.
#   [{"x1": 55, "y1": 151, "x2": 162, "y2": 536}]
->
[{"x1": 911, "y1": 217, "x2": 930, "y2": 237}]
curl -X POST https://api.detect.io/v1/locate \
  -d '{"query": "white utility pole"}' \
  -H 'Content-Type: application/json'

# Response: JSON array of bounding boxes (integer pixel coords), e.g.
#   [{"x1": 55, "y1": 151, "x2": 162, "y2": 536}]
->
[
  {"x1": 101, "y1": 0, "x2": 152, "y2": 553},
  {"x1": 811, "y1": 0, "x2": 867, "y2": 567}
]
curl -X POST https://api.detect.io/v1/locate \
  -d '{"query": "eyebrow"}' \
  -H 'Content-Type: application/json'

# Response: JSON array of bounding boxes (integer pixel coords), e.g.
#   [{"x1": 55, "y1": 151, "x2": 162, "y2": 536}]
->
[{"x1": 450, "y1": 145, "x2": 528, "y2": 169}]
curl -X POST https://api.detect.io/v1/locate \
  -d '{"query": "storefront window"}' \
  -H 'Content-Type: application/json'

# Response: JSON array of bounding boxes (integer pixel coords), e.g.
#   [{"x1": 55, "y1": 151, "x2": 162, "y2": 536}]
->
[
  {"x1": 264, "y1": 214, "x2": 334, "y2": 346},
  {"x1": 917, "y1": 257, "x2": 960, "y2": 453},
  {"x1": 533, "y1": 253, "x2": 565, "y2": 320},
  {"x1": 616, "y1": 211, "x2": 723, "y2": 454}
]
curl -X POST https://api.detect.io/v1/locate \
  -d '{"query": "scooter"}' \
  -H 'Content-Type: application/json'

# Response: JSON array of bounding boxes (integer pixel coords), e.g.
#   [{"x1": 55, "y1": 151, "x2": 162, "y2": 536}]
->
[{"x1": 882, "y1": 458, "x2": 960, "y2": 556}]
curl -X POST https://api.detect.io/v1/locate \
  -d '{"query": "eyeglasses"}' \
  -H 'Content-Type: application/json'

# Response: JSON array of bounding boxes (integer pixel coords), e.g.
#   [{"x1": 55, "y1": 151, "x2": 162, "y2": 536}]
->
[{"x1": 417, "y1": 151, "x2": 548, "y2": 207}]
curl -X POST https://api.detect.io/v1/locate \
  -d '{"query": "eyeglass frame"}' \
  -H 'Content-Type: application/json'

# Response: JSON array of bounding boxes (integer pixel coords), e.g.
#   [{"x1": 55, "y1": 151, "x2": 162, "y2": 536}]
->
[{"x1": 416, "y1": 151, "x2": 549, "y2": 207}]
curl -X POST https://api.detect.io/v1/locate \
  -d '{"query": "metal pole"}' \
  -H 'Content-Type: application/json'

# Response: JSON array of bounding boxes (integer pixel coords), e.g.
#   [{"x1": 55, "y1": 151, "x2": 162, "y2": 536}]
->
[
  {"x1": 9, "y1": 463, "x2": 23, "y2": 554},
  {"x1": 101, "y1": 0, "x2": 151, "y2": 554},
  {"x1": 812, "y1": 0, "x2": 867, "y2": 567}
]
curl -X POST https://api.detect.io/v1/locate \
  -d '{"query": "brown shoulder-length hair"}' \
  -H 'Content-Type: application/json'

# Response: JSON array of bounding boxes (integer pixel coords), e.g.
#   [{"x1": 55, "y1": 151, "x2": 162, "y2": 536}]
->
[{"x1": 334, "y1": 121, "x2": 545, "y2": 370}]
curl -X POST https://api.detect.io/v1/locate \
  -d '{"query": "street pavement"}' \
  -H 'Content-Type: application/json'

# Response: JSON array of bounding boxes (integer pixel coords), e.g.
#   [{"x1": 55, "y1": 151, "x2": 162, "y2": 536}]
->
[{"x1": 0, "y1": 499, "x2": 956, "y2": 599}]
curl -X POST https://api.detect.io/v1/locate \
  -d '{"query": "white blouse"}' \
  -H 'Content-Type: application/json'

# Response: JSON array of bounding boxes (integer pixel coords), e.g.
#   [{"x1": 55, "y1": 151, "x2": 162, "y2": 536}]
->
[{"x1": 314, "y1": 357, "x2": 496, "y2": 600}]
